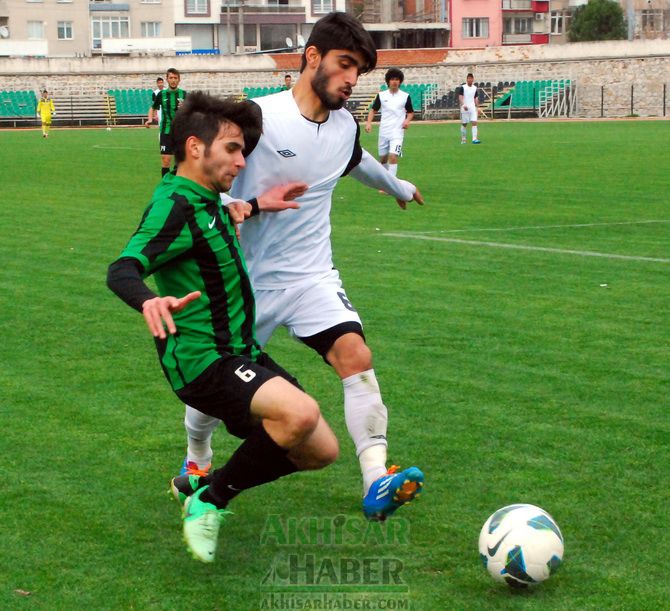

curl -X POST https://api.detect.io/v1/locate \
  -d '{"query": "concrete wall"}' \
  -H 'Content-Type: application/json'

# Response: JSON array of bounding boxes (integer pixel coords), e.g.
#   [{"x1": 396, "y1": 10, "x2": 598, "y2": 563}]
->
[{"x1": 1, "y1": 39, "x2": 669, "y2": 117}]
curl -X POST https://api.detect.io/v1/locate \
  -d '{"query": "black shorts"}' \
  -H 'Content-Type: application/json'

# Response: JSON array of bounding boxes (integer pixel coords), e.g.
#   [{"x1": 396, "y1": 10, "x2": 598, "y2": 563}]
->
[
  {"x1": 175, "y1": 352, "x2": 302, "y2": 439},
  {"x1": 160, "y1": 132, "x2": 175, "y2": 155}
]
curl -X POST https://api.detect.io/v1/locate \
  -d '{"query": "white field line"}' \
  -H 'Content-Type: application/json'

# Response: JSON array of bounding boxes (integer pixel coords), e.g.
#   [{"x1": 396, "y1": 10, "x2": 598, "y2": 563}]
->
[
  {"x1": 382, "y1": 233, "x2": 670, "y2": 264},
  {"x1": 404, "y1": 219, "x2": 670, "y2": 235},
  {"x1": 91, "y1": 144, "x2": 152, "y2": 151}
]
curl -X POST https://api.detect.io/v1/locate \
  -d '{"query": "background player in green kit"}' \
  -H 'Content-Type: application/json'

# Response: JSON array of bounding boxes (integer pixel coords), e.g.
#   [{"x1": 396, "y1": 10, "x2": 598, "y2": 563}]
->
[
  {"x1": 146, "y1": 67, "x2": 187, "y2": 176},
  {"x1": 108, "y1": 92, "x2": 338, "y2": 563}
]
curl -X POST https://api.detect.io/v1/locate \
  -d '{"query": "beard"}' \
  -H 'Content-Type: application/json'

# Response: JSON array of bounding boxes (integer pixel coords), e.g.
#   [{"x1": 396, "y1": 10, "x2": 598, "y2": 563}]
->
[{"x1": 312, "y1": 64, "x2": 348, "y2": 111}]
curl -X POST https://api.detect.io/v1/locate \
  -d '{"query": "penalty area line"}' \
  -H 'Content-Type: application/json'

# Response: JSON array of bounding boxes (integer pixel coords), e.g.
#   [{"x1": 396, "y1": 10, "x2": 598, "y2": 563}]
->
[
  {"x1": 382, "y1": 233, "x2": 670, "y2": 264},
  {"x1": 402, "y1": 219, "x2": 670, "y2": 235}
]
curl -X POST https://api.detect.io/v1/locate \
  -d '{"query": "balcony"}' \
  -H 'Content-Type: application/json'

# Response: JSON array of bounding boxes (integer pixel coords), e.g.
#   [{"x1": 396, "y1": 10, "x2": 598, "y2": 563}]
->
[
  {"x1": 220, "y1": 1, "x2": 306, "y2": 24},
  {"x1": 503, "y1": 33, "x2": 532, "y2": 43},
  {"x1": 502, "y1": 0, "x2": 532, "y2": 10},
  {"x1": 221, "y1": 1, "x2": 306, "y2": 13}
]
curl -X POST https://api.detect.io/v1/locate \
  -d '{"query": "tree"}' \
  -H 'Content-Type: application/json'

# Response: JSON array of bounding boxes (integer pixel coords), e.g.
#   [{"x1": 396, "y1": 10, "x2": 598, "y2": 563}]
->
[{"x1": 568, "y1": 0, "x2": 627, "y2": 42}]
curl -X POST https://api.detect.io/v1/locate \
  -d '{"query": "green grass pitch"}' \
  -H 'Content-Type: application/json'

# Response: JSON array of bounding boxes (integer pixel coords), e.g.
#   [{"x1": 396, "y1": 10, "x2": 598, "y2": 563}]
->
[{"x1": 1, "y1": 120, "x2": 668, "y2": 609}]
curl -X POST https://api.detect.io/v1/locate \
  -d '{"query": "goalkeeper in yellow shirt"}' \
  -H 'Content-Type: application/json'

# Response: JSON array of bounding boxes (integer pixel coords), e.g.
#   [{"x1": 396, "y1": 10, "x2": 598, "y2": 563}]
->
[{"x1": 37, "y1": 90, "x2": 55, "y2": 138}]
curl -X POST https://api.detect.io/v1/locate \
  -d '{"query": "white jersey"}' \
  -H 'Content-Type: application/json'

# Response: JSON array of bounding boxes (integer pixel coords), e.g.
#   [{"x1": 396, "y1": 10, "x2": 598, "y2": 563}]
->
[
  {"x1": 153, "y1": 88, "x2": 162, "y2": 125},
  {"x1": 233, "y1": 90, "x2": 362, "y2": 290},
  {"x1": 371, "y1": 89, "x2": 413, "y2": 139},
  {"x1": 459, "y1": 83, "x2": 478, "y2": 110}
]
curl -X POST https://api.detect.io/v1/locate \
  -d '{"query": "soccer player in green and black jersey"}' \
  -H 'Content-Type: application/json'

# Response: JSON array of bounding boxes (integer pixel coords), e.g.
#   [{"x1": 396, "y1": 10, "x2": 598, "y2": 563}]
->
[
  {"x1": 109, "y1": 92, "x2": 338, "y2": 563},
  {"x1": 146, "y1": 68, "x2": 187, "y2": 176}
]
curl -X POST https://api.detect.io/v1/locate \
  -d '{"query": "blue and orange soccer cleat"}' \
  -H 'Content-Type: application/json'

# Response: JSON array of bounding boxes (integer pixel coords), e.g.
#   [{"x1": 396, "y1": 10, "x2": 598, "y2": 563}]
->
[
  {"x1": 362, "y1": 465, "x2": 424, "y2": 521},
  {"x1": 180, "y1": 459, "x2": 211, "y2": 477}
]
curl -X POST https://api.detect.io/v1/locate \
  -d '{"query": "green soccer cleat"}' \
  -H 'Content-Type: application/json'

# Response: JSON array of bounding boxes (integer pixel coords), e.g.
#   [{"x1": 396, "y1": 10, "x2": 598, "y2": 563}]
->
[{"x1": 182, "y1": 486, "x2": 231, "y2": 563}]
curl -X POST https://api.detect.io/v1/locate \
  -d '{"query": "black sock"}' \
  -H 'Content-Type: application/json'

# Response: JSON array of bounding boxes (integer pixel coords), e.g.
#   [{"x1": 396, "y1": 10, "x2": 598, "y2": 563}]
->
[
  {"x1": 201, "y1": 425, "x2": 298, "y2": 508},
  {"x1": 161, "y1": 167, "x2": 169, "y2": 177}
]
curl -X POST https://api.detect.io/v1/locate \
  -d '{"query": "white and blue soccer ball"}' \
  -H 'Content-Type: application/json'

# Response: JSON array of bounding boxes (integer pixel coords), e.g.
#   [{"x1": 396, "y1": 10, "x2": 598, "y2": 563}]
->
[{"x1": 478, "y1": 503, "x2": 564, "y2": 588}]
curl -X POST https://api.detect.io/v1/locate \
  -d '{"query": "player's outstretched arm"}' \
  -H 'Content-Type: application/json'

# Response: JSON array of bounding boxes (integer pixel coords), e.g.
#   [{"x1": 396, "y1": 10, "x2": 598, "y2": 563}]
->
[
  {"x1": 349, "y1": 150, "x2": 422, "y2": 207},
  {"x1": 396, "y1": 187, "x2": 424, "y2": 210},
  {"x1": 141, "y1": 292, "x2": 201, "y2": 339},
  {"x1": 257, "y1": 182, "x2": 307, "y2": 212}
]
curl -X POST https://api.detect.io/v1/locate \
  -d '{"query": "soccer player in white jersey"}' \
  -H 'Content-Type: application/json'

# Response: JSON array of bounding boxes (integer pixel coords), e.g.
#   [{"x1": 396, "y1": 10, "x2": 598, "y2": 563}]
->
[
  {"x1": 457, "y1": 73, "x2": 481, "y2": 144},
  {"x1": 175, "y1": 12, "x2": 425, "y2": 522},
  {"x1": 152, "y1": 76, "x2": 164, "y2": 129},
  {"x1": 365, "y1": 68, "x2": 414, "y2": 178}
]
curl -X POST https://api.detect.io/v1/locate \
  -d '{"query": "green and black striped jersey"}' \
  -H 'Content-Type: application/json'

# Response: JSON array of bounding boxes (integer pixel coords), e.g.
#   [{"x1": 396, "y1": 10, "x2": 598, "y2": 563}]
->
[
  {"x1": 117, "y1": 173, "x2": 261, "y2": 390},
  {"x1": 152, "y1": 88, "x2": 187, "y2": 135}
]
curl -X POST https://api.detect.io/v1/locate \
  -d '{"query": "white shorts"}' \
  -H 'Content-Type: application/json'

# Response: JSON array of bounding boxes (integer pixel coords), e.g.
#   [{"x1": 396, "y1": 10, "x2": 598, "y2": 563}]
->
[
  {"x1": 253, "y1": 269, "x2": 363, "y2": 347},
  {"x1": 378, "y1": 135, "x2": 404, "y2": 158},
  {"x1": 460, "y1": 107, "x2": 478, "y2": 123}
]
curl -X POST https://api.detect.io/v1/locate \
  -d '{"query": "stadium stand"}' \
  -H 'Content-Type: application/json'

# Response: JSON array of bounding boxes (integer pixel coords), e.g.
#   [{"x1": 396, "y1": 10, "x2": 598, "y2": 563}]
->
[
  {"x1": 108, "y1": 88, "x2": 153, "y2": 116},
  {"x1": 0, "y1": 90, "x2": 37, "y2": 118},
  {"x1": 494, "y1": 79, "x2": 570, "y2": 110},
  {"x1": 378, "y1": 82, "x2": 438, "y2": 114},
  {"x1": 242, "y1": 86, "x2": 285, "y2": 99}
]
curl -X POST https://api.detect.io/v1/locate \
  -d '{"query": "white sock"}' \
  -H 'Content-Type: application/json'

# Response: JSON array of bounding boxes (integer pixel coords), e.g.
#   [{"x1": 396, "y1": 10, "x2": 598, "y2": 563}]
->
[
  {"x1": 472, "y1": 126, "x2": 478, "y2": 141},
  {"x1": 342, "y1": 369, "x2": 389, "y2": 495},
  {"x1": 360, "y1": 445, "x2": 388, "y2": 494},
  {"x1": 382, "y1": 163, "x2": 389, "y2": 171},
  {"x1": 388, "y1": 163, "x2": 398, "y2": 177},
  {"x1": 184, "y1": 405, "x2": 219, "y2": 466},
  {"x1": 460, "y1": 125, "x2": 467, "y2": 140}
]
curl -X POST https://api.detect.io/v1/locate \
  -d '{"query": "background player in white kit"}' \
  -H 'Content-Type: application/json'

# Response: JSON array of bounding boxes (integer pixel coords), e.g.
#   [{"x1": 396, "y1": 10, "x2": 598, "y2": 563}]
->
[
  {"x1": 364, "y1": 67, "x2": 414, "y2": 178},
  {"x1": 457, "y1": 73, "x2": 481, "y2": 144},
  {"x1": 152, "y1": 76, "x2": 164, "y2": 128},
  {"x1": 178, "y1": 12, "x2": 425, "y2": 522}
]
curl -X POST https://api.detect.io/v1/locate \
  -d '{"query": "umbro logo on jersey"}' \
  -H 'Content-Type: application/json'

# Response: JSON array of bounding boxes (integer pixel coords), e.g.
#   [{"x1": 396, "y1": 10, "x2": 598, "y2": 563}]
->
[{"x1": 277, "y1": 149, "x2": 296, "y2": 158}]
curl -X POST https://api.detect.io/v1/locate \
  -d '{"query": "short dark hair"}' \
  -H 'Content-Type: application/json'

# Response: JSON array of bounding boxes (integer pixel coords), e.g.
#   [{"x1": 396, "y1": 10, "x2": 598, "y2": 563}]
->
[
  {"x1": 467, "y1": 72, "x2": 474, "y2": 78},
  {"x1": 300, "y1": 12, "x2": 377, "y2": 74},
  {"x1": 167, "y1": 68, "x2": 180, "y2": 77},
  {"x1": 385, "y1": 68, "x2": 404, "y2": 84},
  {"x1": 172, "y1": 91, "x2": 261, "y2": 164},
  {"x1": 156, "y1": 77, "x2": 164, "y2": 83},
  {"x1": 285, "y1": 74, "x2": 292, "y2": 79}
]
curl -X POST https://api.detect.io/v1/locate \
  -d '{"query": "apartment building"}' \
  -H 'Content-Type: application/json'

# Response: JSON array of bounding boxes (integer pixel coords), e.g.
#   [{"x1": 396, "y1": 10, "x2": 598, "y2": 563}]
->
[
  {"x1": 0, "y1": 0, "x2": 346, "y2": 57},
  {"x1": 353, "y1": 0, "x2": 450, "y2": 48},
  {"x1": 1, "y1": 0, "x2": 667, "y2": 57}
]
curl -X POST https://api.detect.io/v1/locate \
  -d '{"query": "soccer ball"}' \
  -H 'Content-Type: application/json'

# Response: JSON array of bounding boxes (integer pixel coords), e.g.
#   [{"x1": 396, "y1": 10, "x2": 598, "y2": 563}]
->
[{"x1": 478, "y1": 504, "x2": 563, "y2": 588}]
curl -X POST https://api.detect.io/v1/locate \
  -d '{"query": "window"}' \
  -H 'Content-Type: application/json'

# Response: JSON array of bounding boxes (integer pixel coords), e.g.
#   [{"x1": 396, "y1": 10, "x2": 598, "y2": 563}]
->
[
  {"x1": 261, "y1": 23, "x2": 293, "y2": 50},
  {"x1": 91, "y1": 16, "x2": 129, "y2": 49},
  {"x1": 504, "y1": 17, "x2": 532, "y2": 34},
  {"x1": 462, "y1": 17, "x2": 489, "y2": 38},
  {"x1": 641, "y1": 9, "x2": 663, "y2": 32},
  {"x1": 312, "y1": 0, "x2": 333, "y2": 13},
  {"x1": 186, "y1": 0, "x2": 209, "y2": 15},
  {"x1": 27, "y1": 20, "x2": 45, "y2": 39},
  {"x1": 141, "y1": 21, "x2": 161, "y2": 37},
  {"x1": 58, "y1": 21, "x2": 73, "y2": 39},
  {"x1": 550, "y1": 10, "x2": 571, "y2": 35}
]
